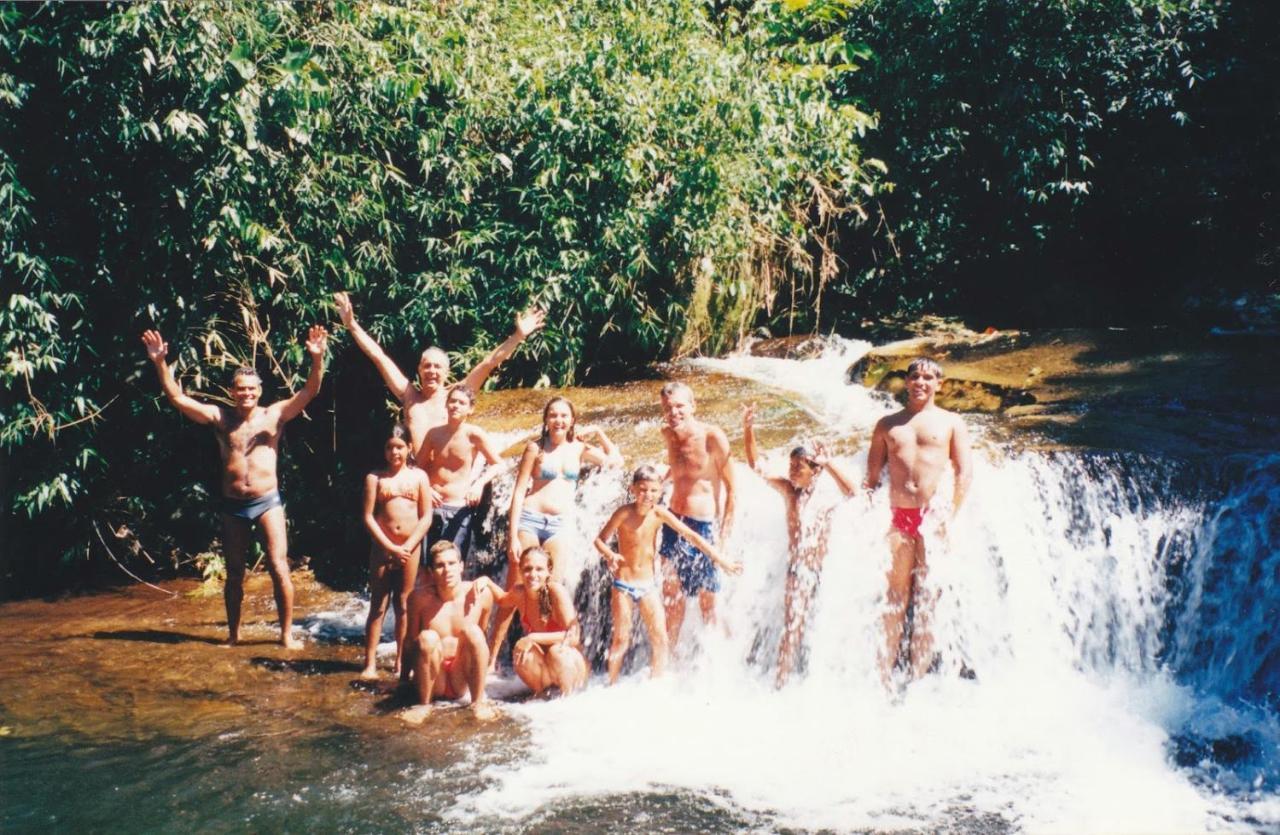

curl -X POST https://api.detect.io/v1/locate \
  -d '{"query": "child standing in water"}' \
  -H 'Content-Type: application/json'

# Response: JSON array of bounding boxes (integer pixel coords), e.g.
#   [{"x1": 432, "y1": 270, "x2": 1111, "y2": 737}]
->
[
  {"x1": 481, "y1": 547, "x2": 588, "y2": 697},
  {"x1": 595, "y1": 465, "x2": 739, "y2": 683},
  {"x1": 361, "y1": 425, "x2": 433, "y2": 679},
  {"x1": 742, "y1": 403, "x2": 858, "y2": 688}
]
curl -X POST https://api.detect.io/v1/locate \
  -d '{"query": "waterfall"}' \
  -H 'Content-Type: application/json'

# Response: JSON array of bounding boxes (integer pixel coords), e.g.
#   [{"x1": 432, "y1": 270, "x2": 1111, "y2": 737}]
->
[{"x1": 442, "y1": 339, "x2": 1280, "y2": 832}]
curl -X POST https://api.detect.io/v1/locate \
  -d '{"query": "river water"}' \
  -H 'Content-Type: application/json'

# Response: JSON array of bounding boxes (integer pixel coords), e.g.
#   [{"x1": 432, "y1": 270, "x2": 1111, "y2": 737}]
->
[{"x1": 2, "y1": 338, "x2": 1278, "y2": 832}]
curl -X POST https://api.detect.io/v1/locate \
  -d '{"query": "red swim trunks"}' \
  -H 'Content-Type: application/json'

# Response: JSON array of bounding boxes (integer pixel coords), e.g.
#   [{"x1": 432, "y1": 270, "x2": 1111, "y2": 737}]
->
[
  {"x1": 438, "y1": 654, "x2": 459, "y2": 700},
  {"x1": 891, "y1": 506, "x2": 925, "y2": 540}
]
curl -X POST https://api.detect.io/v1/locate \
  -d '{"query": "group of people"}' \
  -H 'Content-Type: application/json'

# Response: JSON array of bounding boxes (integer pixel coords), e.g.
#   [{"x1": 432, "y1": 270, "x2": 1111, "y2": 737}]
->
[{"x1": 142, "y1": 292, "x2": 973, "y2": 721}]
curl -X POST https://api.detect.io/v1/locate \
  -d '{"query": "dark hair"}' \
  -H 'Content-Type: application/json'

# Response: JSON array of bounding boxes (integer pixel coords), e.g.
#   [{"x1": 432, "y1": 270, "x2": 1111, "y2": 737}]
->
[
  {"x1": 538, "y1": 396, "x2": 577, "y2": 447},
  {"x1": 387, "y1": 423, "x2": 411, "y2": 443},
  {"x1": 447, "y1": 384, "x2": 475, "y2": 405},
  {"x1": 790, "y1": 444, "x2": 819, "y2": 466},
  {"x1": 428, "y1": 539, "x2": 458, "y2": 567},
  {"x1": 632, "y1": 464, "x2": 661, "y2": 484},
  {"x1": 519, "y1": 547, "x2": 554, "y2": 621},
  {"x1": 906, "y1": 357, "x2": 944, "y2": 378}
]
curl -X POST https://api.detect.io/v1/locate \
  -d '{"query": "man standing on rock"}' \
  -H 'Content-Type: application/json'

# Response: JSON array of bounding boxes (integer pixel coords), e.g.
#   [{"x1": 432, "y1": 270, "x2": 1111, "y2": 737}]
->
[
  {"x1": 141, "y1": 324, "x2": 329, "y2": 648},
  {"x1": 658, "y1": 381, "x2": 740, "y2": 650},
  {"x1": 864, "y1": 357, "x2": 972, "y2": 685}
]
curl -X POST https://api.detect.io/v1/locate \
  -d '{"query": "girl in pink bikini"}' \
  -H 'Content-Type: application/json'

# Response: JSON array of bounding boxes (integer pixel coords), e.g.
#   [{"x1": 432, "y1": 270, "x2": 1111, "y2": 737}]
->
[
  {"x1": 482, "y1": 547, "x2": 588, "y2": 697},
  {"x1": 360, "y1": 424, "x2": 432, "y2": 679}
]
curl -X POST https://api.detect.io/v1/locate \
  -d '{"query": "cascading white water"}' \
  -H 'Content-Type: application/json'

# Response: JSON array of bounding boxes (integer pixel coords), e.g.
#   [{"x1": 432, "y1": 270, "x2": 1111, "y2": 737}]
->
[{"x1": 311, "y1": 339, "x2": 1280, "y2": 831}]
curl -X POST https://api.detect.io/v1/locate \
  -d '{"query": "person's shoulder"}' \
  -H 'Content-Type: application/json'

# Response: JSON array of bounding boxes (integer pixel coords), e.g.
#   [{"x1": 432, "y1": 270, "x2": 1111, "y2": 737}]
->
[{"x1": 366, "y1": 470, "x2": 383, "y2": 483}]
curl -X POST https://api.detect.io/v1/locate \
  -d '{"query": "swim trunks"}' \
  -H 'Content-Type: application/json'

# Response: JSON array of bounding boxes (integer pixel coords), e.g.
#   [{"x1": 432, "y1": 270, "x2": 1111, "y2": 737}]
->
[
  {"x1": 612, "y1": 577, "x2": 656, "y2": 602},
  {"x1": 220, "y1": 490, "x2": 283, "y2": 521},
  {"x1": 660, "y1": 514, "x2": 720, "y2": 596},
  {"x1": 517, "y1": 508, "x2": 564, "y2": 545},
  {"x1": 425, "y1": 504, "x2": 476, "y2": 563},
  {"x1": 438, "y1": 654, "x2": 460, "y2": 700},
  {"x1": 891, "y1": 506, "x2": 925, "y2": 540}
]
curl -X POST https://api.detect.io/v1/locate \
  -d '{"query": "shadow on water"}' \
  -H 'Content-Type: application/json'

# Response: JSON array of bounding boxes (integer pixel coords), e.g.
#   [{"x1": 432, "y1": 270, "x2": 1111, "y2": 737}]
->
[
  {"x1": 91, "y1": 629, "x2": 226, "y2": 645},
  {"x1": 249, "y1": 656, "x2": 363, "y2": 676}
]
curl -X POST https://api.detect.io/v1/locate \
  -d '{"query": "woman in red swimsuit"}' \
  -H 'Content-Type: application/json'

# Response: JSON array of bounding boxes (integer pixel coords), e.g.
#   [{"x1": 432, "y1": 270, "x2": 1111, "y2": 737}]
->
[{"x1": 483, "y1": 547, "x2": 588, "y2": 696}]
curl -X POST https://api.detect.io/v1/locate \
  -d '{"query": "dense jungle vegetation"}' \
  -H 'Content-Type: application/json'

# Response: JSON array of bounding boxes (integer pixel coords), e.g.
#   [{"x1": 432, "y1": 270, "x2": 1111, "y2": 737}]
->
[{"x1": 2, "y1": 0, "x2": 1275, "y2": 595}]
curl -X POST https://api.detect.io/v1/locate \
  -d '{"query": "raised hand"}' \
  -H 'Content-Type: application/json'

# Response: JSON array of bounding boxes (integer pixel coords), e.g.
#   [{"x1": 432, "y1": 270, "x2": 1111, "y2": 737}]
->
[
  {"x1": 141, "y1": 329, "x2": 168, "y2": 363},
  {"x1": 810, "y1": 441, "x2": 829, "y2": 468},
  {"x1": 742, "y1": 402, "x2": 756, "y2": 430},
  {"x1": 514, "y1": 307, "x2": 546, "y2": 339},
  {"x1": 305, "y1": 324, "x2": 329, "y2": 358},
  {"x1": 333, "y1": 292, "x2": 355, "y2": 328}
]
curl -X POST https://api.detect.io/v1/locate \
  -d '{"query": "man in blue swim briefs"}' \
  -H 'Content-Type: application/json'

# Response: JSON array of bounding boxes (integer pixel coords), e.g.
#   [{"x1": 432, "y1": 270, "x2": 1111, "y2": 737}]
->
[
  {"x1": 142, "y1": 324, "x2": 328, "y2": 648},
  {"x1": 658, "y1": 381, "x2": 737, "y2": 649}
]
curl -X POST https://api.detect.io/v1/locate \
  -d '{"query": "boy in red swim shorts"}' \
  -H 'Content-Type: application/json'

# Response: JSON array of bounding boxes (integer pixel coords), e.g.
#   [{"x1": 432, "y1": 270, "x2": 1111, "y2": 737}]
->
[{"x1": 865, "y1": 357, "x2": 973, "y2": 687}]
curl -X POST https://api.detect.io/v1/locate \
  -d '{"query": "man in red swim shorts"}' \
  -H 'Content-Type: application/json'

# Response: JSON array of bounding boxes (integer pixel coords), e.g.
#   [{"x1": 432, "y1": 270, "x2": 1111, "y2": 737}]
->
[{"x1": 865, "y1": 357, "x2": 973, "y2": 687}]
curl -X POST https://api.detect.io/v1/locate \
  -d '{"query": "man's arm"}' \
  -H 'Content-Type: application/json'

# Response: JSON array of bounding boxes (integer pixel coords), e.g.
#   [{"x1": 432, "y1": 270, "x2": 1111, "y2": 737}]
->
[
  {"x1": 812, "y1": 442, "x2": 858, "y2": 498},
  {"x1": 712, "y1": 427, "x2": 736, "y2": 540},
  {"x1": 333, "y1": 292, "x2": 411, "y2": 400},
  {"x1": 864, "y1": 419, "x2": 888, "y2": 491},
  {"x1": 141, "y1": 330, "x2": 221, "y2": 425},
  {"x1": 459, "y1": 307, "x2": 545, "y2": 393},
  {"x1": 655, "y1": 505, "x2": 741, "y2": 575},
  {"x1": 278, "y1": 325, "x2": 328, "y2": 422},
  {"x1": 949, "y1": 415, "x2": 974, "y2": 514},
  {"x1": 742, "y1": 403, "x2": 763, "y2": 472},
  {"x1": 465, "y1": 427, "x2": 510, "y2": 506}
]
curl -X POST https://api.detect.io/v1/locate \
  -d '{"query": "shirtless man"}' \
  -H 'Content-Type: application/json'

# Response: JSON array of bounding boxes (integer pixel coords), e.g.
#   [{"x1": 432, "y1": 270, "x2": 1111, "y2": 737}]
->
[
  {"x1": 141, "y1": 325, "x2": 328, "y2": 648},
  {"x1": 332, "y1": 291, "x2": 542, "y2": 465},
  {"x1": 864, "y1": 357, "x2": 973, "y2": 684},
  {"x1": 400, "y1": 540, "x2": 499, "y2": 723},
  {"x1": 658, "y1": 381, "x2": 737, "y2": 648},
  {"x1": 417, "y1": 385, "x2": 507, "y2": 569},
  {"x1": 742, "y1": 404, "x2": 857, "y2": 687}
]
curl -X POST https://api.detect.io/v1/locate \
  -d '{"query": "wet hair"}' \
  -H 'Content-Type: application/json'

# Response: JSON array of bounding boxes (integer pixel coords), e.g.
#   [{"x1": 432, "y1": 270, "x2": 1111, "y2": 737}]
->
[
  {"x1": 790, "y1": 443, "x2": 820, "y2": 467},
  {"x1": 660, "y1": 381, "x2": 693, "y2": 401},
  {"x1": 231, "y1": 366, "x2": 261, "y2": 385},
  {"x1": 428, "y1": 539, "x2": 458, "y2": 567},
  {"x1": 447, "y1": 383, "x2": 475, "y2": 406},
  {"x1": 538, "y1": 396, "x2": 577, "y2": 447},
  {"x1": 519, "y1": 546, "x2": 554, "y2": 622},
  {"x1": 906, "y1": 357, "x2": 944, "y2": 379},
  {"x1": 632, "y1": 464, "x2": 662, "y2": 484}
]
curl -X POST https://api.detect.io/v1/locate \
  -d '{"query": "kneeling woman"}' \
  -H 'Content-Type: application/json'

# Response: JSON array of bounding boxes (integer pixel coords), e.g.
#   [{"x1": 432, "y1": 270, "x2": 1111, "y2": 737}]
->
[
  {"x1": 483, "y1": 547, "x2": 588, "y2": 696},
  {"x1": 508, "y1": 396, "x2": 621, "y2": 585}
]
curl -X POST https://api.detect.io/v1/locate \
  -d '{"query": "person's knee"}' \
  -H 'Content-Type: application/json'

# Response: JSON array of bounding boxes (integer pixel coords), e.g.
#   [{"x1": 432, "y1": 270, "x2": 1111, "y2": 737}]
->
[{"x1": 416, "y1": 630, "x2": 443, "y2": 659}]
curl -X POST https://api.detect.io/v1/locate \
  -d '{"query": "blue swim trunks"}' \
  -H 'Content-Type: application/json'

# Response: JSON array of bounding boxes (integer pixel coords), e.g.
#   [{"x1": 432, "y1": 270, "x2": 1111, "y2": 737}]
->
[
  {"x1": 660, "y1": 514, "x2": 720, "y2": 596},
  {"x1": 219, "y1": 490, "x2": 283, "y2": 521}
]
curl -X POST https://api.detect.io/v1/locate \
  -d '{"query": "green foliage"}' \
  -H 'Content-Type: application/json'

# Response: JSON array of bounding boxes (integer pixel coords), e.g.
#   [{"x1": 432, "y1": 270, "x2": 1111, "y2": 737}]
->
[
  {"x1": 759, "y1": 0, "x2": 1233, "y2": 317},
  {"x1": 1, "y1": 0, "x2": 875, "y2": 592}
]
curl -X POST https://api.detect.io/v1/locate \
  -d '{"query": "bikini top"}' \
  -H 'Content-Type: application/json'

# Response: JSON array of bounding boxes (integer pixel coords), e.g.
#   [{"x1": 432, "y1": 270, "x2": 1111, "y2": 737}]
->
[
  {"x1": 537, "y1": 444, "x2": 580, "y2": 482},
  {"x1": 376, "y1": 477, "x2": 419, "y2": 505},
  {"x1": 521, "y1": 606, "x2": 568, "y2": 634}
]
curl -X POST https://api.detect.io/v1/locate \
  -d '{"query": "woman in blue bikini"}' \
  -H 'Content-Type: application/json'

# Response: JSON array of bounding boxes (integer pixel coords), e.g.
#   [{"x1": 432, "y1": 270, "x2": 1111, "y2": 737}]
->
[{"x1": 507, "y1": 396, "x2": 622, "y2": 586}]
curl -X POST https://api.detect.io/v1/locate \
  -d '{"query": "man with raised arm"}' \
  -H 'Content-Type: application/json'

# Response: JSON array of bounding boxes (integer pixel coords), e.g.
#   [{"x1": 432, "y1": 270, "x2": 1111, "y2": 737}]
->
[
  {"x1": 141, "y1": 325, "x2": 329, "y2": 648},
  {"x1": 400, "y1": 540, "x2": 499, "y2": 724},
  {"x1": 658, "y1": 381, "x2": 738, "y2": 650},
  {"x1": 332, "y1": 292, "x2": 543, "y2": 466},
  {"x1": 864, "y1": 357, "x2": 973, "y2": 685}
]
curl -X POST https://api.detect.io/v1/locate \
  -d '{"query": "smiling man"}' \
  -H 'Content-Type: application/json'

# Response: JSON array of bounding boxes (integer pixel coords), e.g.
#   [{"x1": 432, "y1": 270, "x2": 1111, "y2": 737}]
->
[
  {"x1": 864, "y1": 357, "x2": 973, "y2": 686},
  {"x1": 141, "y1": 325, "x2": 328, "y2": 648}
]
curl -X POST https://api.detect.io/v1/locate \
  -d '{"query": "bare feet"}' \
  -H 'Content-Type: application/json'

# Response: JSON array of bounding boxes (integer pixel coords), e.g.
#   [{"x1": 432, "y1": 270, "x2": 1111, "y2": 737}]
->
[
  {"x1": 358, "y1": 666, "x2": 380, "y2": 681},
  {"x1": 281, "y1": 634, "x2": 304, "y2": 650},
  {"x1": 400, "y1": 704, "x2": 433, "y2": 726},
  {"x1": 470, "y1": 700, "x2": 500, "y2": 722}
]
